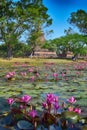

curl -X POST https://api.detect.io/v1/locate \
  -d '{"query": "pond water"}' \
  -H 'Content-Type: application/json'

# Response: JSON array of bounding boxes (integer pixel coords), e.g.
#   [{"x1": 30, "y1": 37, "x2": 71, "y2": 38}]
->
[{"x1": 0, "y1": 61, "x2": 87, "y2": 117}]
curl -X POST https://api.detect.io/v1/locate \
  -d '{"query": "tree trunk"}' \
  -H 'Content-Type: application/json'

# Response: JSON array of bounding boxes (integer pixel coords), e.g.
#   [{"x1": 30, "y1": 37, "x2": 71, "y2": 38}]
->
[
  {"x1": 31, "y1": 46, "x2": 35, "y2": 56},
  {"x1": 32, "y1": 49, "x2": 35, "y2": 56},
  {"x1": 7, "y1": 44, "x2": 13, "y2": 59}
]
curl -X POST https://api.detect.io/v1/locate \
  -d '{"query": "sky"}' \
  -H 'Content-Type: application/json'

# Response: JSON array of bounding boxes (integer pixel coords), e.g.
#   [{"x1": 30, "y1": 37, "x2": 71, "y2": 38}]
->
[{"x1": 43, "y1": 0, "x2": 87, "y2": 40}]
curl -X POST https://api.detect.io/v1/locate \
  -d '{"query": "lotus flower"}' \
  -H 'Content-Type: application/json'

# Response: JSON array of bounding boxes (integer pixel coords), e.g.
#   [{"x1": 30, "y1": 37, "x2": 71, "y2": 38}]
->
[
  {"x1": 20, "y1": 72, "x2": 27, "y2": 76},
  {"x1": 67, "y1": 96, "x2": 76, "y2": 104},
  {"x1": 61, "y1": 72, "x2": 65, "y2": 78},
  {"x1": 29, "y1": 110, "x2": 37, "y2": 118},
  {"x1": 5, "y1": 71, "x2": 16, "y2": 79},
  {"x1": 36, "y1": 73, "x2": 39, "y2": 77},
  {"x1": 53, "y1": 95, "x2": 58, "y2": 102},
  {"x1": 7, "y1": 98, "x2": 14, "y2": 105},
  {"x1": 46, "y1": 93, "x2": 55, "y2": 105},
  {"x1": 74, "y1": 108, "x2": 81, "y2": 114},
  {"x1": 30, "y1": 76, "x2": 35, "y2": 81},
  {"x1": 42, "y1": 102, "x2": 47, "y2": 108},
  {"x1": 54, "y1": 102, "x2": 59, "y2": 110},
  {"x1": 68, "y1": 106, "x2": 74, "y2": 112},
  {"x1": 52, "y1": 73, "x2": 58, "y2": 78},
  {"x1": 28, "y1": 68, "x2": 34, "y2": 73},
  {"x1": 21, "y1": 95, "x2": 31, "y2": 103}
]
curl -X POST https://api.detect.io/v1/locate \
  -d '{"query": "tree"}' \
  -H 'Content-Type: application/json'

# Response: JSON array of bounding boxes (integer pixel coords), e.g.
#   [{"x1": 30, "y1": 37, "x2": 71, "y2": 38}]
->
[
  {"x1": 42, "y1": 40, "x2": 56, "y2": 51},
  {"x1": 0, "y1": 43, "x2": 7, "y2": 57},
  {"x1": 24, "y1": 0, "x2": 52, "y2": 55},
  {"x1": 0, "y1": 0, "x2": 52, "y2": 58},
  {"x1": 68, "y1": 10, "x2": 87, "y2": 35},
  {"x1": 64, "y1": 27, "x2": 74, "y2": 35},
  {"x1": 0, "y1": 0, "x2": 27, "y2": 58},
  {"x1": 13, "y1": 42, "x2": 32, "y2": 57},
  {"x1": 49, "y1": 33, "x2": 87, "y2": 58}
]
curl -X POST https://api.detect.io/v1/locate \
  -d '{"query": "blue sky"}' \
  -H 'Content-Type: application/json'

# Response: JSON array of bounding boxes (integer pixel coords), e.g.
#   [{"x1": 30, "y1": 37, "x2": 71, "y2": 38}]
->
[{"x1": 43, "y1": 0, "x2": 87, "y2": 40}]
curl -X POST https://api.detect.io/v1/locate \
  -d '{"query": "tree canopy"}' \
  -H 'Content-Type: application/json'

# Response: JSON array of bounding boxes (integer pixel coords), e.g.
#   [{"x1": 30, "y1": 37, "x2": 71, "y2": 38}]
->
[
  {"x1": 0, "y1": 0, "x2": 52, "y2": 58},
  {"x1": 46, "y1": 33, "x2": 87, "y2": 57},
  {"x1": 68, "y1": 10, "x2": 87, "y2": 35}
]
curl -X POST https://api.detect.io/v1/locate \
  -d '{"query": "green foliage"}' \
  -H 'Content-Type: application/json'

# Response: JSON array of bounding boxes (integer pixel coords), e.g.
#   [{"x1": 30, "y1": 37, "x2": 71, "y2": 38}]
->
[
  {"x1": 0, "y1": 45, "x2": 7, "y2": 57},
  {"x1": 68, "y1": 10, "x2": 87, "y2": 34},
  {"x1": 48, "y1": 33, "x2": 87, "y2": 56},
  {"x1": 0, "y1": 0, "x2": 52, "y2": 58},
  {"x1": 42, "y1": 40, "x2": 57, "y2": 51},
  {"x1": 0, "y1": 42, "x2": 32, "y2": 58}
]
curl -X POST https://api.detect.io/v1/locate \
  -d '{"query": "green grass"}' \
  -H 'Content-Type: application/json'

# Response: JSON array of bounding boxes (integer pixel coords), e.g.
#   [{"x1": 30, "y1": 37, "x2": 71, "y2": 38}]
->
[{"x1": 0, "y1": 57, "x2": 84, "y2": 66}]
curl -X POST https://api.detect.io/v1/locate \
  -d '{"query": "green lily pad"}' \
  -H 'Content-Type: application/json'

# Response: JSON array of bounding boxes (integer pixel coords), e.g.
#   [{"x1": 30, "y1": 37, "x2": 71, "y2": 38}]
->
[
  {"x1": 17, "y1": 120, "x2": 34, "y2": 130},
  {"x1": 62, "y1": 111, "x2": 80, "y2": 123}
]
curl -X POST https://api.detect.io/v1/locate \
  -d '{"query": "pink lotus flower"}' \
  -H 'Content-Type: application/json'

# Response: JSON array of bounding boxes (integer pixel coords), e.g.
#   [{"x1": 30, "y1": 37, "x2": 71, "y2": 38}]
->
[
  {"x1": 52, "y1": 73, "x2": 58, "y2": 78},
  {"x1": 5, "y1": 74, "x2": 11, "y2": 79},
  {"x1": 42, "y1": 102, "x2": 47, "y2": 108},
  {"x1": 19, "y1": 105, "x2": 24, "y2": 109},
  {"x1": 46, "y1": 93, "x2": 54, "y2": 105},
  {"x1": 36, "y1": 73, "x2": 39, "y2": 77},
  {"x1": 30, "y1": 76, "x2": 35, "y2": 81},
  {"x1": 20, "y1": 72, "x2": 27, "y2": 76},
  {"x1": 76, "y1": 71, "x2": 81, "y2": 76},
  {"x1": 68, "y1": 106, "x2": 74, "y2": 112},
  {"x1": 67, "y1": 96, "x2": 76, "y2": 104},
  {"x1": 7, "y1": 98, "x2": 14, "y2": 105},
  {"x1": 22, "y1": 64, "x2": 27, "y2": 67},
  {"x1": 43, "y1": 93, "x2": 59, "y2": 113},
  {"x1": 29, "y1": 110, "x2": 37, "y2": 118},
  {"x1": 5, "y1": 71, "x2": 16, "y2": 79},
  {"x1": 61, "y1": 72, "x2": 65, "y2": 78},
  {"x1": 21, "y1": 95, "x2": 31, "y2": 103},
  {"x1": 74, "y1": 108, "x2": 81, "y2": 114},
  {"x1": 28, "y1": 68, "x2": 34, "y2": 73},
  {"x1": 53, "y1": 95, "x2": 58, "y2": 102},
  {"x1": 54, "y1": 102, "x2": 59, "y2": 110}
]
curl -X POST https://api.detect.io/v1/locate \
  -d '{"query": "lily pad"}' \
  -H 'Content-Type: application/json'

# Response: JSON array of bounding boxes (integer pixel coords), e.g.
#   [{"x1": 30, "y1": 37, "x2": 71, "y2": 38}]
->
[
  {"x1": 17, "y1": 120, "x2": 34, "y2": 130},
  {"x1": 62, "y1": 111, "x2": 80, "y2": 123},
  {"x1": 0, "y1": 113, "x2": 12, "y2": 126}
]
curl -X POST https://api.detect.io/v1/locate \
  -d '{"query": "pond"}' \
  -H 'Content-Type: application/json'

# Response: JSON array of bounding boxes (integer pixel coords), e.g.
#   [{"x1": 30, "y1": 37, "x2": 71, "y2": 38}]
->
[{"x1": 0, "y1": 61, "x2": 87, "y2": 118}]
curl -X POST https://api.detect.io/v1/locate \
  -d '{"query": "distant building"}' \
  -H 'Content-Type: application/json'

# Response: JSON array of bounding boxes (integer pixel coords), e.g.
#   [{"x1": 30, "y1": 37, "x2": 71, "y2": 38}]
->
[
  {"x1": 35, "y1": 31, "x2": 46, "y2": 51},
  {"x1": 34, "y1": 49, "x2": 56, "y2": 58},
  {"x1": 34, "y1": 32, "x2": 56, "y2": 58}
]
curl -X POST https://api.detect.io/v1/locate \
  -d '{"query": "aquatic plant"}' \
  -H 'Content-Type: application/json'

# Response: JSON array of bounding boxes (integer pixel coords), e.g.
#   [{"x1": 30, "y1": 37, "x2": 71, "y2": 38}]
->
[{"x1": 3, "y1": 94, "x2": 84, "y2": 130}]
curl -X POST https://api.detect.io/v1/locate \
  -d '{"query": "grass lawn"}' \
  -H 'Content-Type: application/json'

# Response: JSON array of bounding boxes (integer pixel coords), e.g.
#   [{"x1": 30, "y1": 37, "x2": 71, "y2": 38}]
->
[{"x1": 0, "y1": 57, "x2": 83, "y2": 66}]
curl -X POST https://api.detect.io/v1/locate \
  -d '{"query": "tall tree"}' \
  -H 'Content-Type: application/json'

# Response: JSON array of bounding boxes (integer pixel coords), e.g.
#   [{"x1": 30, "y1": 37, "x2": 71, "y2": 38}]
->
[
  {"x1": 23, "y1": 0, "x2": 53, "y2": 55},
  {"x1": 68, "y1": 10, "x2": 87, "y2": 35},
  {"x1": 0, "y1": 0, "x2": 15, "y2": 58},
  {"x1": 0, "y1": 0, "x2": 27, "y2": 58},
  {"x1": 0, "y1": 0, "x2": 52, "y2": 58}
]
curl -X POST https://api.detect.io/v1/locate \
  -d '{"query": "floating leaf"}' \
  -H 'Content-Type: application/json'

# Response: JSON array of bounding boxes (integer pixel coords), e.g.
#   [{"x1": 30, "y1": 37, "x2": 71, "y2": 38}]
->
[
  {"x1": 62, "y1": 111, "x2": 80, "y2": 123},
  {"x1": 0, "y1": 113, "x2": 13, "y2": 128},
  {"x1": 17, "y1": 120, "x2": 34, "y2": 130}
]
